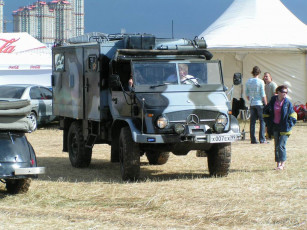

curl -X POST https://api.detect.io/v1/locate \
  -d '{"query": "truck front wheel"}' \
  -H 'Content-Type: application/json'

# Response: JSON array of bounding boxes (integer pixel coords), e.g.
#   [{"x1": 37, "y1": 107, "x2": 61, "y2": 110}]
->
[
  {"x1": 6, "y1": 178, "x2": 31, "y2": 194},
  {"x1": 207, "y1": 143, "x2": 231, "y2": 177},
  {"x1": 146, "y1": 151, "x2": 170, "y2": 165},
  {"x1": 111, "y1": 138, "x2": 119, "y2": 163},
  {"x1": 67, "y1": 122, "x2": 92, "y2": 168},
  {"x1": 119, "y1": 127, "x2": 140, "y2": 181}
]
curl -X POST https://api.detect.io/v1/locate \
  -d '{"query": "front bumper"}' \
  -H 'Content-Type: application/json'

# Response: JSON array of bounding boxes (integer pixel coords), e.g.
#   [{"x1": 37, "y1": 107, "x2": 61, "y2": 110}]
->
[{"x1": 134, "y1": 131, "x2": 242, "y2": 144}]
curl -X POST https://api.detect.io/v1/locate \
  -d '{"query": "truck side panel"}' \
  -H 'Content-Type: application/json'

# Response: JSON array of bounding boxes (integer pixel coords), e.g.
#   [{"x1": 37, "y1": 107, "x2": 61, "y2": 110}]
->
[{"x1": 53, "y1": 47, "x2": 84, "y2": 119}]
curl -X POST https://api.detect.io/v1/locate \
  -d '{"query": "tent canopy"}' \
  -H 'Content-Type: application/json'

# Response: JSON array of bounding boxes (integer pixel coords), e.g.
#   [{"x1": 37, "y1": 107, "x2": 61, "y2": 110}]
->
[
  {"x1": 0, "y1": 33, "x2": 52, "y2": 86},
  {"x1": 198, "y1": 0, "x2": 307, "y2": 103},
  {"x1": 199, "y1": 0, "x2": 307, "y2": 49}
]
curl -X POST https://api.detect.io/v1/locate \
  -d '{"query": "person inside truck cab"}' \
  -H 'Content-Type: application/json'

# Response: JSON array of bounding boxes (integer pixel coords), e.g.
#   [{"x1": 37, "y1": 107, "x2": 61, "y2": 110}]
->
[{"x1": 178, "y1": 64, "x2": 198, "y2": 85}]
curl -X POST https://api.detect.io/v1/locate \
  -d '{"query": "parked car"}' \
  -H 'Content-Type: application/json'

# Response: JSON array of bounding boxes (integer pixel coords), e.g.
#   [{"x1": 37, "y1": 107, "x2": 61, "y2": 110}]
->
[
  {"x1": 0, "y1": 131, "x2": 45, "y2": 194},
  {"x1": 0, "y1": 99, "x2": 45, "y2": 194},
  {"x1": 0, "y1": 84, "x2": 56, "y2": 130}
]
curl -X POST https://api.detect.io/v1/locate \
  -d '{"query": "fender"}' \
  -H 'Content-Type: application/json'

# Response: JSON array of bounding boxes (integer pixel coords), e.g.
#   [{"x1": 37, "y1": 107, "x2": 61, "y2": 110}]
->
[
  {"x1": 229, "y1": 115, "x2": 240, "y2": 133},
  {"x1": 111, "y1": 118, "x2": 141, "y2": 142}
]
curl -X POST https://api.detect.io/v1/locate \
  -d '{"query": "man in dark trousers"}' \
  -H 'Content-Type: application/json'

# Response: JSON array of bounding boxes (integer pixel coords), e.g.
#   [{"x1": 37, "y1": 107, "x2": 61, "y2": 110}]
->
[{"x1": 245, "y1": 66, "x2": 268, "y2": 144}]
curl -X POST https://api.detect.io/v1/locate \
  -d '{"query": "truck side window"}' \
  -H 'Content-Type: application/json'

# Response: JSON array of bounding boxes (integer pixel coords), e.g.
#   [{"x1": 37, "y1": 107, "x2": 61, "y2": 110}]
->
[{"x1": 54, "y1": 53, "x2": 65, "y2": 72}]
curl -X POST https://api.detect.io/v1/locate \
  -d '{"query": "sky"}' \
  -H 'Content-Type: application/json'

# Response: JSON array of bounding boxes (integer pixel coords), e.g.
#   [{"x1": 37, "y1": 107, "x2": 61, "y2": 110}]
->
[{"x1": 3, "y1": 0, "x2": 307, "y2": 39}]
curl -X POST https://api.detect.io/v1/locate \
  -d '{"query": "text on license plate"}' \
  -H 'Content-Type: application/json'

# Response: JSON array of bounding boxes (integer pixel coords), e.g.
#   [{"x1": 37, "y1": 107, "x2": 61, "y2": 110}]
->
[{"x1": 209, "y1": 134, "x2": 237, "y2": 143}]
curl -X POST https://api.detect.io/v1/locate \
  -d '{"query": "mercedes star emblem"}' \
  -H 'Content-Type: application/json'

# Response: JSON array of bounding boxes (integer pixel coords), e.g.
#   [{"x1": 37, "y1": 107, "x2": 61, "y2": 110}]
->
[{"x1": 186, "y1": 114, "x2": 200, "y2": 124}]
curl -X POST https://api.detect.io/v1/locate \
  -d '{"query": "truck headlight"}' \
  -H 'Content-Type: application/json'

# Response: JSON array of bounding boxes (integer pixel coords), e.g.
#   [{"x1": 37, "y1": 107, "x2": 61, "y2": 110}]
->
[
  {"x1": 156, "y1": 116, "x2": 168, "y2": 129},
  {"x1": 214, "y1": 114, "x2": 228, "y2": 133}
]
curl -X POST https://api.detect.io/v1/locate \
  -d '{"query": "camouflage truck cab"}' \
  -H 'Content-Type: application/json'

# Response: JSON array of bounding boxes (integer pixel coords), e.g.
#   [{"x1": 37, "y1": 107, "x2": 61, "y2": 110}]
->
[{"x1": 52, "y1": 33, "x2": 242, "y2": 181}]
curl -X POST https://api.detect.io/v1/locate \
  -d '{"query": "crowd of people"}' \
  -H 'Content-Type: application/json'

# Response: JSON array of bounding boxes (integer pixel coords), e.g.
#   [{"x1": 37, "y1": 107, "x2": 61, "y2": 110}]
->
[{"x1": 245, "y1": 66, "x2": 297, "y2": 170}]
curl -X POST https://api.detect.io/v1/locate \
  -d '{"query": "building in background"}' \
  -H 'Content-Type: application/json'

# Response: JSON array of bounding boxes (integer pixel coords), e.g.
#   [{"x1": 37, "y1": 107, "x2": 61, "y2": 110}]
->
[
  {"x1": 0, "y1": 0, "x2": 4, "y2": 33},
  {"x1": 12, "y1": 0, "x2": 84, "y2": 44}
]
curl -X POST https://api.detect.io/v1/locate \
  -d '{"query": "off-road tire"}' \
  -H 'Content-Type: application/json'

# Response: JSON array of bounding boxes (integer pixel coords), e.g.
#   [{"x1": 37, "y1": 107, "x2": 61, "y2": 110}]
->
[
  {"x1": 146, "y1": 151, "x2": 170, "y2": 165},
  {"x1": 207, "y1": 143, "x2": 231, "y2": 177},
  {"x1": 119, "y1": 127, "x2": 140, "y2": 181},
  {"x1": 196, "y1": 150, "x2": 207, "y2": 157},
  {"x1": 6, "y1": 178, "x2": 31, "y2": 194},
  {"x1": 111, "y1": 137, "x2": 119, "y2": 162},
  {"x1": 68, "y1": 121, "x2": 92, "y2": 168}
]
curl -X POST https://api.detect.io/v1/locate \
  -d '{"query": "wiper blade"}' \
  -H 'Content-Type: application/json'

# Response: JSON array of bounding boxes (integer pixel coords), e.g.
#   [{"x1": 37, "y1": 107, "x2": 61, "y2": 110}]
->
[{"x1": 150, "y1": 83, "x2": 171, "y2": 88}]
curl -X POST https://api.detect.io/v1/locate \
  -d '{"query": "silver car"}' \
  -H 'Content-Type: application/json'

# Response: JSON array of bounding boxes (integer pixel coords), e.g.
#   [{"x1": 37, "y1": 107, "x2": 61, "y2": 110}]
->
[{"x1": 0, "y1": 84, "x2": 55, "y2": 129}]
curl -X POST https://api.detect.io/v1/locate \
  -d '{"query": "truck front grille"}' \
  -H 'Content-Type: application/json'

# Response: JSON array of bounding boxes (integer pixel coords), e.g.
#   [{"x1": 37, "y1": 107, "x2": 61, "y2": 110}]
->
[{"x1": 165, "y1": 109, "x2": 218, "y2": 127}]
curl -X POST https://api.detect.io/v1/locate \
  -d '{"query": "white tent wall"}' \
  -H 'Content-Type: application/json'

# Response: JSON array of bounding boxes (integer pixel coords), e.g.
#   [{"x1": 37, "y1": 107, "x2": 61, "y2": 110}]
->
[
  {"x1": 0, "y1": 70, "x2": 51, "y2": 86},
  {"x1": 213, "y1": 50, "x2": 307, "y2": 103}
]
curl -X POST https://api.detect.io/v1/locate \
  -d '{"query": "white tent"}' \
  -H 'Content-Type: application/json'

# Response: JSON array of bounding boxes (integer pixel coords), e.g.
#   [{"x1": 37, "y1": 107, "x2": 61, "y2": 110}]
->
[
  {"x1": 0, "y1": 33, "x2": 52, "y2": 86},
  {"x1": 199, "y1": 0, "x2": 307, "y2": 103}
]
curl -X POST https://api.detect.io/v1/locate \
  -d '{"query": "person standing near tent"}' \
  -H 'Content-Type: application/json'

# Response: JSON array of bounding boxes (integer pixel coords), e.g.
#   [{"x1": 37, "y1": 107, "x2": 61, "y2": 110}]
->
[
  {"x1": 263, "y1": 72, "x2": 277, "y2": 139},
  {"x1": 263, "y1": 85, "x2": 297, "y2": 170},
  {"x1": 245, "y1": 66, "x2": 268, "y2": 144},
  {"x1": 263, "y1": 72, "x2": 277, "y2": 103}
]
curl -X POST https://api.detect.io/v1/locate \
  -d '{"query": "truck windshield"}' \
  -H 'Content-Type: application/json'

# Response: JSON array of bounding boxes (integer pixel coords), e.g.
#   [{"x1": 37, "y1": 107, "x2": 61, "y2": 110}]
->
[{"x1": 132, "y1": 61, "x2": 222, "y2": 86}]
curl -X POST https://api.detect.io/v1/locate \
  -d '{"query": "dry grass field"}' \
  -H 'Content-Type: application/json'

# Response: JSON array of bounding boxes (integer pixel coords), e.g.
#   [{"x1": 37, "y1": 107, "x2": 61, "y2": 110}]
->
[{"x1": 0, "y1": 121, "x2": 306, "y2": 229}]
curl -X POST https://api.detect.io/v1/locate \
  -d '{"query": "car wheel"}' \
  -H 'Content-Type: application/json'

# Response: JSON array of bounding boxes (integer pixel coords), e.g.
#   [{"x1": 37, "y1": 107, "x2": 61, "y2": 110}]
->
[
  {"x1": 67, "y1": 121, "x2": 92, "y2": 168},
  {"x1": 119, "y1": 127, "x2": 140, "y2": 181},
  {"x1": 146, "y1": 151, "x2": 170, "y2": 165},
  {"x1": 29, "y1": 112, "x2": 38, "y2": 130},
  {"x1": 6, "y1": 178, "x2": 31, "y2": 194}
]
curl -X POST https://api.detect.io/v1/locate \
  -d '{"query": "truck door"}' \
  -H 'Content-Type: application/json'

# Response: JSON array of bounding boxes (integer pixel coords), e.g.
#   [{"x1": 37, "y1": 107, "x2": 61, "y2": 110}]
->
[
  {"x1": 110, "y1": 62, "x2": 133, "y2": 118},
  {"x1": 83, "y1": 45, "x2": 101, "y2": 121}
]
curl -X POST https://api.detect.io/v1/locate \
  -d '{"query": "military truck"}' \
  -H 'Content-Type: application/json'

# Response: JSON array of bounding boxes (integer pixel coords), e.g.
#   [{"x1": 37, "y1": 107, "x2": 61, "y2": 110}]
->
[{"x1": 52, "y1": 33, "x2": 242, "y2": 181}]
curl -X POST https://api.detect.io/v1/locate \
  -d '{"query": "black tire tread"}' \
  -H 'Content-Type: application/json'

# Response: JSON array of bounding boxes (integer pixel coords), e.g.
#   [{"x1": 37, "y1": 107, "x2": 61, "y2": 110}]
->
[
  {"x1": 119, "y1": 127, "x2": 140, "y2": 181},
  {"x1": 6, "y1": 178, "x2": 31, "y2": 194},
  {"x1": 68, "y1": 122, "x2": 92, "y2": 168},
  {"x1": 146, "y1": 151, "x2": 170, "y2": 165},
  {"x1": 207, "y1": 143, "x2": 231, "y2": 177},
  {"x1": 111, "y1": 138, "x2": 120, "y2": 163}
]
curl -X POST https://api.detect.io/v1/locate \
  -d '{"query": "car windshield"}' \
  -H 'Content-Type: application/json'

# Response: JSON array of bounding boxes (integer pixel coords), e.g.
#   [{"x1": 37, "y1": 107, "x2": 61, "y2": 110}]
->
[
  {"x1": 131, "y1": 61, "x2": 222, "y2": 86},
  {"x1": 0, "y1": 86, "x2": 25, "y2": 99}
]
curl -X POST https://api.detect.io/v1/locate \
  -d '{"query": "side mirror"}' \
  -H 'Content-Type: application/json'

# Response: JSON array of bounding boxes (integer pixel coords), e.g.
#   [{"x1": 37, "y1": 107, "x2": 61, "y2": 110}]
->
[
  {"x1": 233, "y1": 73, "x2": 242, "y2": 85},
  {"x1": 109, "y1": 74, "x2": 121, "y2": 88}
]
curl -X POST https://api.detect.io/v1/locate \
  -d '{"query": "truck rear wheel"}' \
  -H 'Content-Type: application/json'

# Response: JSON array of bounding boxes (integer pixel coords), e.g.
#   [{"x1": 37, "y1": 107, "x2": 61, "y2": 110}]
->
[
  {"x1": 146, "y1": 151, "x2": 170, "y2": 165},
  {"x1": 6, "y1": 178, "x2": 31, "y2": 194},
  {"x1": 207, "y1": 143, "x2": 231, "y2": 177},
  {"x1": 68, "y1": 122, "x2": 92, "y2": 168},
  {"x1": 119, "y1": 127, "x2": 140, "y2": 181}
]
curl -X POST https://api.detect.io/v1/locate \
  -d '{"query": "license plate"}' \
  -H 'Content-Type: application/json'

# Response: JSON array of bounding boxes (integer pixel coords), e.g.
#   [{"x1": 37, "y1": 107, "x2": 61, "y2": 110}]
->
[{"x1": 207, "y1": 134, "x2": 240, "y2": 143}]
